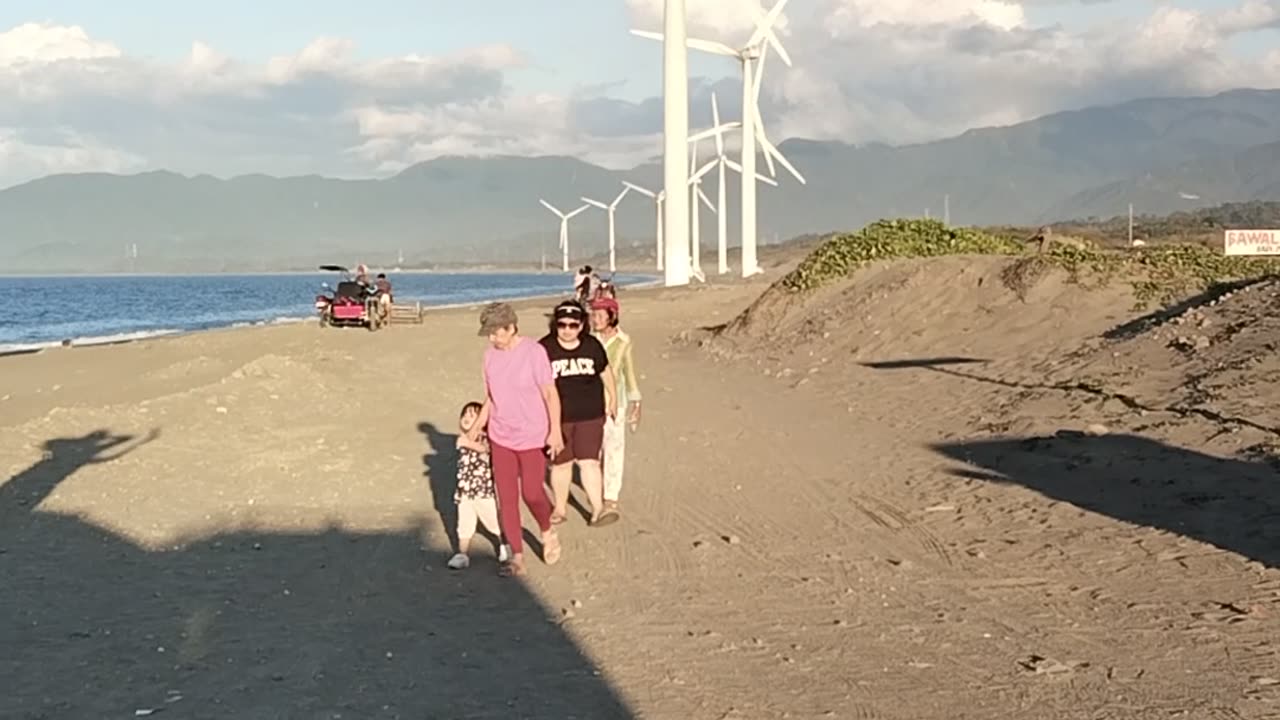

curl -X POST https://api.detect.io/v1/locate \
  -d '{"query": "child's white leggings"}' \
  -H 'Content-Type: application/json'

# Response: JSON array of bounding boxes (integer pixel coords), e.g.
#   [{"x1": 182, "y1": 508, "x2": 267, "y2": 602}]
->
[{"x1": 457, "y1": 497, "x2": 500, "y2": 541}]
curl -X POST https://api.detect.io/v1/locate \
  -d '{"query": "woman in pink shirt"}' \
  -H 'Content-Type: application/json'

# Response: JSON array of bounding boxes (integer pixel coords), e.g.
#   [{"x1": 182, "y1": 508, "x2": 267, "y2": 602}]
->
[{"x1": 469, "y1": 302, "x2": 564, "y2": 577}]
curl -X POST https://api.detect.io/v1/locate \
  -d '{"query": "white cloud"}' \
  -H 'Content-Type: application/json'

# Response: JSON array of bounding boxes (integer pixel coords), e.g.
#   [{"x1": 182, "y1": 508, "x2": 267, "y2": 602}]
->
[
  {"x1": 627, "y1": 0, "x2": 1280, "y2": 145},
  {"x1": 0, "y1": 22, "x2": 120, "y2": 66},
  {"x1": 1, "y1": 2, "x2": 1280, "y2": 188}
]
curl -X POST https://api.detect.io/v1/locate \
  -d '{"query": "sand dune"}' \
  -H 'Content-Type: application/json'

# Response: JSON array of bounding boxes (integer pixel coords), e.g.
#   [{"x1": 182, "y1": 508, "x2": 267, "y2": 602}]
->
[{"x1": 2, "y1": 257, "x2": 1278, "y2": 719}]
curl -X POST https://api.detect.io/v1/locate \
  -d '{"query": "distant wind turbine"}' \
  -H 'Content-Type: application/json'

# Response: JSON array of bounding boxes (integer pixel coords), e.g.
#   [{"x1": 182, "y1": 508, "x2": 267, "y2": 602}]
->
[
  {"x1": 623, "y1": 181, "x2": 666, "y2": 272},
  {"x1": 581, "y1": 185, "x2": 631, "y2": 274},
  {"x1": 539, "y1": 199, "x2": 590, "y2": 272}
]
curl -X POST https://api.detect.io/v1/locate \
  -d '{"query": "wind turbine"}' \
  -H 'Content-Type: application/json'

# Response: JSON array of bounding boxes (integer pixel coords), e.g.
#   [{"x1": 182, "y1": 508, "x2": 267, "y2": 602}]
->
[
  {"x1": 688, "y1": 142, "x2": 716, "y2": 283},
  {"x1": 581, "y1": 186, "x2": 631, "y2": 274},
  {"x1": 623, "y1": 182, "x2": 666, "y2": 272},
  {"x1": 632, "y1": 0, "x2": 799, "y2": 277},
  {"x1": 690, "y1": 93, "x2": 744, "y2": 275},
  {"x1": 539, "y1": 199, "x2": 590, "y2": 273}
]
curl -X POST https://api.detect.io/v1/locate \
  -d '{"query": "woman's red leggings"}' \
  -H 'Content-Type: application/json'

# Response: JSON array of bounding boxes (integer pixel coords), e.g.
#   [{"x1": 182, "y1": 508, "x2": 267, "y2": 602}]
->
[{"x1": 489, "y1": 442, "x2": 553, "y2": 555}]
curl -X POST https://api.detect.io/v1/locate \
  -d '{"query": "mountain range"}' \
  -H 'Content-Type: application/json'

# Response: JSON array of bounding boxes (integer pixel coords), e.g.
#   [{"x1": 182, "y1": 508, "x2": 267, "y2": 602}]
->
[{"x1": 4, "y1": 87, "x2": 1280, "y2": 273}]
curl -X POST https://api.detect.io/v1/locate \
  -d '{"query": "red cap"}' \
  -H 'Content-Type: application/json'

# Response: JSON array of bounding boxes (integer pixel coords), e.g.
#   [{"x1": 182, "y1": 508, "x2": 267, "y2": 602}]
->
[{"x1": 591, "y1": 297, "x2": 619, "y2": 314}]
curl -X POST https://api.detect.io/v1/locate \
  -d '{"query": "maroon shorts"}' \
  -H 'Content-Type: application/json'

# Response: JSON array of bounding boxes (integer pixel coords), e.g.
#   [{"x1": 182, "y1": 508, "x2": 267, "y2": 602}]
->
[{"x1": 552, "y1": 417, "x2": 605, "y2": 465}]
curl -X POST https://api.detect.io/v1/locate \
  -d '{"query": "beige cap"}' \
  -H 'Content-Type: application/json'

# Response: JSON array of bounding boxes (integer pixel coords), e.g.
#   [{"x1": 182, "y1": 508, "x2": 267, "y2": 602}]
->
[{"x1": 477, "y1": 302, "x2": 518, "y2": 336}]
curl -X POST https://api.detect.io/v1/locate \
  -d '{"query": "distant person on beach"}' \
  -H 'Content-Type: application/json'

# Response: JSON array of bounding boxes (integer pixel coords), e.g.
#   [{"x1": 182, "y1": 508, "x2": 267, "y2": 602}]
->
[
  {"x1": 591, "y1": 296, "x2": 640, "y2": 523},
  {"x1": 355, "y1": 263, "x2": 370, "y2": 286},
  {"x1": 470, "y1": 302, "x2": 563, "y2": 577},
  {"x1": 449, "y1": 401, "x2": 512, "y2": 570},
  {"x1": 374, "y1": 273, "x2": 393, "y2": 319},
  {"x1": 574, "y1": 265, "x2": 599, "y2": 305},
  {"x1": 595, "y1": 277, "x2": 617, "y2": 300},
  {"x1": 540, "y1": 300, "x2": 617, "y2": 526}
]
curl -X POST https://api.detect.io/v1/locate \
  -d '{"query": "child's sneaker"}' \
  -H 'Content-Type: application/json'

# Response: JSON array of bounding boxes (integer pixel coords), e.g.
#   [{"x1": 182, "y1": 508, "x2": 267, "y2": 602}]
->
[
  {"x1": 498, "y1": 543, "x2": 512, "y2": 563},
  {"x1": 447, "y1": 553, "x2": 470, "y2": 570}
]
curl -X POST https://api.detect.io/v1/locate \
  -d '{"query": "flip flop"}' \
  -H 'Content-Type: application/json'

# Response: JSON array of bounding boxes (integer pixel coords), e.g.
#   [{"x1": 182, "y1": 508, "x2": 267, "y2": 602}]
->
[
  {"x1": 591, "y1": 508, "x2": 620, "y2": 527},
  {"x1": 498, "y1": 560, "x2": 526, "y2": 578},
  {"x1": 549, "y1": 512, "x2": 566, "y2": 525},
  {"x1": 542, "y1": 532, "x2": 562, "y2": 565}
]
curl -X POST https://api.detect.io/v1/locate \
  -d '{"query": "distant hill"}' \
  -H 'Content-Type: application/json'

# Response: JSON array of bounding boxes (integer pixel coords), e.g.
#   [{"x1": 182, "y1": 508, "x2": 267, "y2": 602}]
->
[
  {"x1": 1046, "y1": 140, "x2": 1280, "y2": 221},
  {"x1": 4, "y1": 88, "x2": 1280, "y2": 273}
]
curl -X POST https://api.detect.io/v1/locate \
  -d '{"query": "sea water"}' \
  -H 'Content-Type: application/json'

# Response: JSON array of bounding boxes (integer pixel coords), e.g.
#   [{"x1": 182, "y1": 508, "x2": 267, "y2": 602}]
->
[{"x1": 0, "y1": 272, "x2": 653, "y2": 353}]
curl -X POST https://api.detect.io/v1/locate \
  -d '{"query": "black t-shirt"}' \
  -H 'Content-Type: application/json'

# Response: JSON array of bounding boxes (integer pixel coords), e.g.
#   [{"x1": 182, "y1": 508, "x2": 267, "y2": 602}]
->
[{"x1": 539, "y1": 333, "x2": 609, "y2": 422}]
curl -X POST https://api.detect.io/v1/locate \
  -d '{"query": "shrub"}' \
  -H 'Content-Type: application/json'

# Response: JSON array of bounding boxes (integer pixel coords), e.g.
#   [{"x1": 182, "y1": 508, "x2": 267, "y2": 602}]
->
[
  {"x1": 780, "y1": 219, "x2": 1021, "y2": 292},
  {"x1": 781, "y1": 217, "x2": 1280, "y2": 308}
]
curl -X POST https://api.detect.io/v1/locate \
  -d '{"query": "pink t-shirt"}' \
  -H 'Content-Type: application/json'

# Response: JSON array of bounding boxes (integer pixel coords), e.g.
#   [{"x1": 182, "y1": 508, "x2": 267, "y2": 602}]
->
[{"x1": 483, "y1": 336, "x2": 555, "y2": 451}]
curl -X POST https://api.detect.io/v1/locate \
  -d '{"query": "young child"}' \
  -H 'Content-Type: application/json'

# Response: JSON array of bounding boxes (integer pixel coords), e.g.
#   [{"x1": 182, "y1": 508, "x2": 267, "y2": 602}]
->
[{"x1": 449, "y1": 401, "x2": 511, "y2": 569}]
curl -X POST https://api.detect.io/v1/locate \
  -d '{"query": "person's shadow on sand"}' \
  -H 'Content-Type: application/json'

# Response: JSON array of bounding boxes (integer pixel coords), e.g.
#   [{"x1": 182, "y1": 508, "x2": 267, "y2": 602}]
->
[
  {"x1": 2, "y1": 427, "x2": 632, "y2": 719},
  {"x1": 934, "y1": 431, "x2": 1280, "y2": 570}
]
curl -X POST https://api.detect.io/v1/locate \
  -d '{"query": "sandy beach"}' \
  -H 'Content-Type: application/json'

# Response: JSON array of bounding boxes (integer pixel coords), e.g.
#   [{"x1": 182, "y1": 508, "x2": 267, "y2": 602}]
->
[{"x1": 3, "y1": 254, "x2": 1279, "y2": 719}]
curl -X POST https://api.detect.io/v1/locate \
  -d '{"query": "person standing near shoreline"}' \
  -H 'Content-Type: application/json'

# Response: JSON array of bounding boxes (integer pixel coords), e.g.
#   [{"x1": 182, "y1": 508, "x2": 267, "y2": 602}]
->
[
  {"x1": 590, "y1": 296, "x2": 640, "y2": 523},
  {"x1": 470, "y1": 302, "x2": 563, "y2": 577}
]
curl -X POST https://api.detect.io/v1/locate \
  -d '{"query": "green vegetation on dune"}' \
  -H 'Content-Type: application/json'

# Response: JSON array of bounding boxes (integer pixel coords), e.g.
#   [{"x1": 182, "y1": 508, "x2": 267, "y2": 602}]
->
[
  {"x1": 781, "y1": 218, "x2": 1280, "y2": 308},
  {"x1": 781, "y1": 219, "x2": 1023, "y2": 291}
]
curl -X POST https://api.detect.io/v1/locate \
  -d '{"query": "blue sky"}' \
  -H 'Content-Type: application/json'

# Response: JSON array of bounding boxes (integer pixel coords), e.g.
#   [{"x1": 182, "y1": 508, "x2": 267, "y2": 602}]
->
[
  {"x1": 0, "y1": 0, "x2": 738, "y2": 99},
  {"x1": 0, "y1": 0, "x2": 1277, "y2": 187}
]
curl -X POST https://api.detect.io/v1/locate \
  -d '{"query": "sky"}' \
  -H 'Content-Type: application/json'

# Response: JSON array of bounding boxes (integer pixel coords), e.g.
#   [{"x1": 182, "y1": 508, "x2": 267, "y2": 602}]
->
[{"x1": 0, "y1": 0, "x2": 1278, "y2": 188}]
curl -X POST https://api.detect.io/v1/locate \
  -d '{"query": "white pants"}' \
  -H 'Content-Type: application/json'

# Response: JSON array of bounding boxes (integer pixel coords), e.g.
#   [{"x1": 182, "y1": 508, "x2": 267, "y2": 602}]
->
[
  {"x1": 602, "y1": 405, "x2": 627, "y2": 502},
  {"x1": 457, "y1": 497, "x2": 500, "y2": 541}
]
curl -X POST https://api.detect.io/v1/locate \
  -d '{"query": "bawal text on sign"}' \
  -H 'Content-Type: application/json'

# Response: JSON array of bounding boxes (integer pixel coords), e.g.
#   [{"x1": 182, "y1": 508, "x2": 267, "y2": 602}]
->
[{"x1": 1223, "y1": 229, "x2": 1280, "y2": 256}]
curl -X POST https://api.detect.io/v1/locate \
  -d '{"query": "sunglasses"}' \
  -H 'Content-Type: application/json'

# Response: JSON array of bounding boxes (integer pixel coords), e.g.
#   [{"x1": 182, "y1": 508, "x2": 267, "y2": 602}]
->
[{"x1": 557, "y1": 321, "x2": 581, "y2": 329}]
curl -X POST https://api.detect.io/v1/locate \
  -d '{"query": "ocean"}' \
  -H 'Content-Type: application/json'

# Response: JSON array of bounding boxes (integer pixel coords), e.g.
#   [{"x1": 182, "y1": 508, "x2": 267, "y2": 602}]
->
[{"x1": 0, "y1": 271, "x2": 654, "y2": 353}]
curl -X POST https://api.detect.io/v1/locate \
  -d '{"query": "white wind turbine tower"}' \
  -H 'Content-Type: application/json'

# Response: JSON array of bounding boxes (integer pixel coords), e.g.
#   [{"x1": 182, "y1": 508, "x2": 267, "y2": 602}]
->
[
  {"x1": 539, "y1": 199, "x2": 590, "y2": 273},
  {"x1": 580, "y1": 186, "x2": 631, "y2": 274},
  {"x1": 633, "y1": 0, "x2": 800, "y2": 277},
  {"x1": 623, "y1": 182, "x2": 666, "y2": 272}
]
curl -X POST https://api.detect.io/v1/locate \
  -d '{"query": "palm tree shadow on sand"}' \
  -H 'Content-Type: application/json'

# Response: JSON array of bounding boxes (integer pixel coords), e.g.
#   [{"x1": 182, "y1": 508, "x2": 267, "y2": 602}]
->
[
  {"x1": 933, "y1": 431, "x2": 1280, "y2": 570},
  {"x1": 2, "y1": 428, "x2": 632, "y2": 719}
]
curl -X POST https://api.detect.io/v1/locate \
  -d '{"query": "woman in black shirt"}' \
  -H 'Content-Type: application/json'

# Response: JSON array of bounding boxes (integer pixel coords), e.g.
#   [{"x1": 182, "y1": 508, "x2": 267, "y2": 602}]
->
[{"x1": 539, "y1": 300, "x2": 618, "y2": 526}]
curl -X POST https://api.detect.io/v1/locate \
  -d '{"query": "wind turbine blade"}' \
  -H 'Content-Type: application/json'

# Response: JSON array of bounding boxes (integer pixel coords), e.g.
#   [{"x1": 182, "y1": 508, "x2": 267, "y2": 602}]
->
[
  {"x1": 657, "y1": 190, "x2": 665, "y2": 202},
  {"x1": 581, "y1": 197, "x2": 609, "y2": 209},
  {"x1": 695, "y1": 157, "x2": 718, "y2": 177},
  {"x1": 623, "y1": 181, "x2": 655, "y2": 197},
  {"x1": 760, "y1": 25, "x2": 792, "y2": 67},
  {"x1": 750, "y1": 3, "x2": 792, "y2": 69},
  {"x1": 688, "y1": 37, "x2": 741, "y2": 56},
  {"x1": 689, "y1": 158, "x2": 716, "y2": 184},
  {"x1": 725, "y1": 157, "x2": 779, "y2": 186},
  {"x1": 748, "y1": 0, "x2": 790, "y2": 49},
  {"x1": 697, "y1": 187, "x2": 715, "y2": 212},
  {"x1": 540, "y1": 198, "x2": 564, "y2": 217},
  {"x1": 759, "y1": 131, "x2": 805, "y2": 184},
  {"x1": 630, "y1": 29, "x2": 664, "y2": 42},
  {"x1": 611, "y1": 185, "x2": 631, "y2": 207},
  {"x1": 711, "y1": 93, "x2": 725, "y2": 155},
  {"x1": 688, "y1": 122, "x2": 741, "y2": 145},
  {"x1": 753, "y1": 43, "x2": 768, "y2": 107},
  {"x1": 631, "y1": 29, "x2": 738, "y2": 57},
  {"x1": 752, "y1": 98, "x2": 778, "y2": 178},
  {"x1": 566, "y1": 204, "x2": 591, "y2": 218}
]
